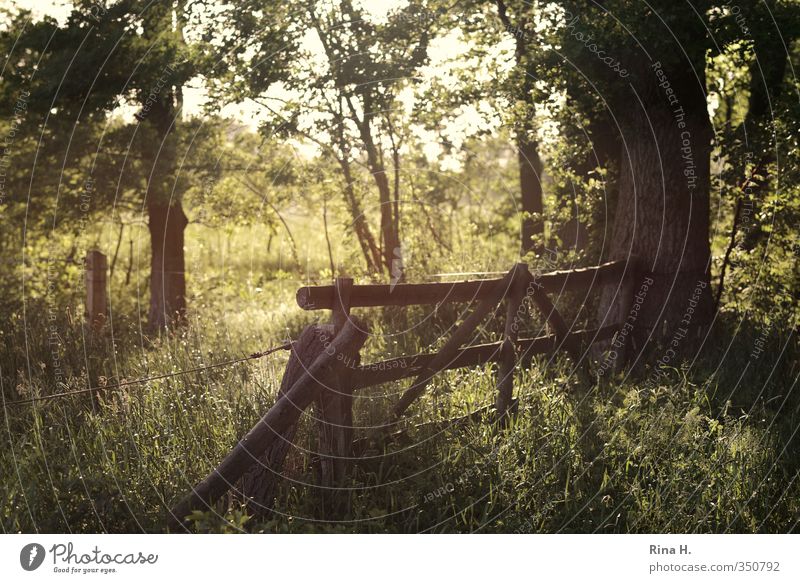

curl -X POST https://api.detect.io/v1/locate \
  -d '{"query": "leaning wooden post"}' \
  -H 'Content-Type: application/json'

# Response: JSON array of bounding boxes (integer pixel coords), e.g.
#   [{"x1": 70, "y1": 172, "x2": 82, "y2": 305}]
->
[
  {"x1": 496, "y1": 263, "x2": 528, "y2": 419},
  {"x1": 168, "y1": 318, "x2": 368, "y2": 529},
  {"x1": 85, "y1": 250, "x2": 108, "y2": 332},
  {"x1": 236, "y1": 325, "x2": 329, "y2": 517},
  {"x1": 315, "y1": 277, "x2": 356, "y2": 517}
]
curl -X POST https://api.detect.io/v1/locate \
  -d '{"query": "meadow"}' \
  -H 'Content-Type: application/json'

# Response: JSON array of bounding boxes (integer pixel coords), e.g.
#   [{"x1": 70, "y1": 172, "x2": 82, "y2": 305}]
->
[{"x1": 2, "y1": 218, "x2": 797, "y2": 533}]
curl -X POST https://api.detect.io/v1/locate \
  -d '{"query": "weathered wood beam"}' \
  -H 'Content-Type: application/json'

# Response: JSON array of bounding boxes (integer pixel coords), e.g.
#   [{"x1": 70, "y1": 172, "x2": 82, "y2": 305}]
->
[
  {"x1": 296, "y1": 260, "x2": 629, "y2": 310},
  {"x1": 350, "y1": 325, "x2": 619, "y2": 390},
  {"x1": 297, "y1": 277, "x2": 502, "y2": 310},
  {"x1": 517, "y1": 324, "x2": 618, "y2": 363},
  {"x1": 353, "y1": 399, "x2": 519, "y2": 454},
  {"x1": 351, "y1": 341, "x2": 501, "y2": 389},
  {"x1": 168, "y1": 318, "x2": 368, "y2": 529},
  {"x1": 236, "y1": 325, "x2": 331, "y2": 517},
  {"x1": 316, "y1": 277, "x2": 356, "y2": 518}
]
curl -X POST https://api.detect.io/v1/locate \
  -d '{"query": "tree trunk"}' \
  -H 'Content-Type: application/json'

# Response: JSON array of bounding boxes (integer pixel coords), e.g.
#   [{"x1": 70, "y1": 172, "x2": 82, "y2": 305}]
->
[
  {"x1": 495, "y1": 0, "x2": 545, "y2": 257},
  {"x1": 561, "y1": 114, "x2": 619, "y2": 254},
  {"x1": 349, "y1": 104, "x2": 401, "y2": 278},
  {"x1": 366, "y1": 148, "x2": 400, "y2": 277},
  {"x1": 148, "y1": 202, "x2": 188, "y2": 330},
  {"x1": 376, "y1": 168, "x2": 401, "y2": 278},
  {"x1": 598, "y1": 58, "x2": 714, "y2": 349},
  {"x1": 339, "y1": 158, "x2": 382, "y2": 273},
  {"x1": 737, "y1": 23, "x2": 789, "y2": 251},
  {"x1": 518, "y1": 132, "x2": 544, "y2": 255}
]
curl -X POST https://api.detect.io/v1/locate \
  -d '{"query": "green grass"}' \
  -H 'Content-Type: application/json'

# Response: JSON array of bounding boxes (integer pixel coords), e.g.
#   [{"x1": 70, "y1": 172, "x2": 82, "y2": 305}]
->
[
  {"x1": 1, "y1": 223, "x2": 798, "y2": 533},
  {"x1": 2, "y1": 297, "x2": 797, "y2": 533}
]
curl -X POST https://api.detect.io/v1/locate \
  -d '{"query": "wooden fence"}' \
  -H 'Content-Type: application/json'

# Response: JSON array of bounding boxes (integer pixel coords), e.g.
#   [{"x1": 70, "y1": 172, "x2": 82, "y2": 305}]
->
[{"x1": 169, "y1": 258, "x2": 642, "y2": 527}]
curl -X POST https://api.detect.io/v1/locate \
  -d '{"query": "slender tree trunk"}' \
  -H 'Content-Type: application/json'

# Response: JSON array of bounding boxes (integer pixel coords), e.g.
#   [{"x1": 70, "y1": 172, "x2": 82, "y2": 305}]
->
[
  {"x1": 598, "y1": 58, "x2": 713, "y2": 347},
  {"x1": 375, "y1": 166, "x2": 400, "y2": 277},
  {"x1": 737, "y1": 25, "x2": 789, "y2": 251},
  {"x1": 346, "y1": 97, "x2": 401, "y2": 277},
  {"x1": 494, "y1": 0, "x2": 546, "y2": 257},
  {"x1": 313, "y1": 14, "x2": 402, "y2": 278},
  {"x1": 148, "y1": 201, "x2": 188, "y2": 330},
  {"x1": 518, "y1": 130, "x2": 544, "y2": 254},
  {"x1": 323, "y1": 195, "x2": 336, "y2": 276},
  {"x1": 339, "y1": 158, "x2": 381, "y2": 272},
  {"x1": 361, "y1": 137, "x2": 400, "y2": 276},
  {"x1": 110, "y1": 222, "x2": 124, "y2": 278}
]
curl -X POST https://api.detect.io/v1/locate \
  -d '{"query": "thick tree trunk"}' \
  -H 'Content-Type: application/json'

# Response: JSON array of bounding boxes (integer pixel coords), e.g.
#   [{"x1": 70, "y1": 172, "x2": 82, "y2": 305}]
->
[
  {"x1": 518, "y1": 132, "x2": 544, "y2": 255},
  {"x1": 148, "y1": 202, "x2": 188, "y2": 330},
  {"x1": 598, "y1": 58, "x2": 714, "y2": 349},
  {"x1": 142, "y1": 83, "x2": 185, "y2": 331}
]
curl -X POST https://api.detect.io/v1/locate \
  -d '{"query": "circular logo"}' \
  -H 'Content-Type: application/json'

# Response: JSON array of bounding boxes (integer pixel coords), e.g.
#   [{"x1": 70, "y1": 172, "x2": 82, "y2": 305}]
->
[{"x1": 20, "y1": 543, "x2": 46, "y2": 571}]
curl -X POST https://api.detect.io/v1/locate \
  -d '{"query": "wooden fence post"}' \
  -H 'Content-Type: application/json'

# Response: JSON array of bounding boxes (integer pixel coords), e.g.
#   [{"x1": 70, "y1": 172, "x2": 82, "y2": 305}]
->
[
  {"x1": 85, "y1": 250, "x2": 107, "y2": 332},
  {"x1": 496, "y1": 263, "x2": 527, "y2": 419},
  {"x1": 316, "y1": 277, "x2": 355, "y2": 517}
]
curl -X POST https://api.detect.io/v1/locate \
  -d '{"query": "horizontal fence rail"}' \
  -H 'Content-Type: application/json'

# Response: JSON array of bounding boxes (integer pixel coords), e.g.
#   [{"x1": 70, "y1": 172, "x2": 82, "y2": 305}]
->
[
  {"x1": 350, "y1": 324, "x2": 619, "y2": 390},
  {"x1": 296, "y1": 259, "x2": 631, "y2": 310}
]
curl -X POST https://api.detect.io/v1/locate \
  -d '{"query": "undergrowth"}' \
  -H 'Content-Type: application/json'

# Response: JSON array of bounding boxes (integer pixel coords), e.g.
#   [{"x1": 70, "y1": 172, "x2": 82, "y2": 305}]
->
[{"x1": 1, "y1": 280, "x2": 797, "y2": 533}]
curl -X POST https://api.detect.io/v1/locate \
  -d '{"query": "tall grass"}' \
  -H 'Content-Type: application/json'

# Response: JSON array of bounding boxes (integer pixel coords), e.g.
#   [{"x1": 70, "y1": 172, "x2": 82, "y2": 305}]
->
[{"x1": 1, "y1": 222, "x2": 797, "y2": 533}]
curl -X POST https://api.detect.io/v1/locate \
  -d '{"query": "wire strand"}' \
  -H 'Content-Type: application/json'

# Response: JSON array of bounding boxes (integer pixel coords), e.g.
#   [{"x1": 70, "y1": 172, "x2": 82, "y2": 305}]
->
[{"x1": 4, "y1": 342, "x2": 293, "y2": 407}]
